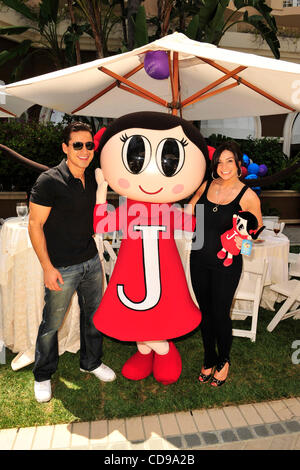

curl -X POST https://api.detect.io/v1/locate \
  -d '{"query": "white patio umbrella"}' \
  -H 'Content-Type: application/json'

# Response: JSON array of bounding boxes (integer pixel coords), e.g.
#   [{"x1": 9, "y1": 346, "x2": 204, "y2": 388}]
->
[
  {"x1": 2, "y1": 32, "x2": 300, "y2": 120},
  {"x1": 0, "y1": 89, "x2": 34, "y2": 118}
]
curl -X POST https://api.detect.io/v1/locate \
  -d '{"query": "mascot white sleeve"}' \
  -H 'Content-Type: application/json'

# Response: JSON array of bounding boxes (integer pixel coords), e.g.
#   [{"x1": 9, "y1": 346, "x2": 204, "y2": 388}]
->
[{"x1": 93, "y1": 111, "x2": 209, "y2": 385}]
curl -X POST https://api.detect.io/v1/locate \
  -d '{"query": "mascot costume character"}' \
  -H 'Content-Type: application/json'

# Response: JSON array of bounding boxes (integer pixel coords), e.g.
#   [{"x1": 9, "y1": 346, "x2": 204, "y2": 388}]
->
[{"x1": 93, "y1": 111, "x2": 209, "y2": 385}]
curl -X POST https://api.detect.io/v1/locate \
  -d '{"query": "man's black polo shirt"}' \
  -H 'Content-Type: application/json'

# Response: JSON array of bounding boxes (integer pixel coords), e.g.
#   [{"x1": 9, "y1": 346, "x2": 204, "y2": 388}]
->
[{"x1": 30, "y1": 159, "x2": 98, "y2": 268}]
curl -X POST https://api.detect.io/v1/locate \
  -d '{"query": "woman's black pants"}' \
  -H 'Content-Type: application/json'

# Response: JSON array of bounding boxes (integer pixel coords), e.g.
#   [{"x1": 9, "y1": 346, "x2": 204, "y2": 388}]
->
[{"x1": 190, "y1": 257, "x2": 242, "y2": 368}]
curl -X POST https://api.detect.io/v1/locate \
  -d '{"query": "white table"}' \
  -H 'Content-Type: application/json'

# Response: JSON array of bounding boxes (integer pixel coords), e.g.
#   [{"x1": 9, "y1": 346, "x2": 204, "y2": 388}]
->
[
  {"x1": 175, "y1": 229, "x2": 290, "y2": 311},
  {"x1": 0, "y1": 218, "x2": 81, "y2": 370},
  {"x1": 243, "y1": 230, "x2": 289, "y2": 310}
]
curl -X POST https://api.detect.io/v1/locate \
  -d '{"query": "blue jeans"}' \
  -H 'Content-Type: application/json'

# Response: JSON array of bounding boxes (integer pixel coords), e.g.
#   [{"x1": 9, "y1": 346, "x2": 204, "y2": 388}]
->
[{"x1": 33, "y1": 254, "x2": 103, "y2": 382}]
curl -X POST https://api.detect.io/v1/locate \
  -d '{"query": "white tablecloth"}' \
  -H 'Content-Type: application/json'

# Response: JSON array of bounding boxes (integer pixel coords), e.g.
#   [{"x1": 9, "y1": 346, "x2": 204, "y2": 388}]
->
[
  {"x1": 243, "y1": 230, "x2": 289, "y2": 310},
  {"x1": 175, "y1": 229, "x2": 290, "y2": 311},
  {"x1": 0, "y1": 218, "x2": 81, "y2": 369}
]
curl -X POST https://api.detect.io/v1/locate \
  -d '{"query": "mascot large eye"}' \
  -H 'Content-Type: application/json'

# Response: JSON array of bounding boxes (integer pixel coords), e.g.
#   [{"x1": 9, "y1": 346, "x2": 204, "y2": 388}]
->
[
  {"x1": 156, "y1": 138, "x2": 186, "y2": 177},
  {"x1": 121, "y1": 134, "x2": 151, "y2": 174}
]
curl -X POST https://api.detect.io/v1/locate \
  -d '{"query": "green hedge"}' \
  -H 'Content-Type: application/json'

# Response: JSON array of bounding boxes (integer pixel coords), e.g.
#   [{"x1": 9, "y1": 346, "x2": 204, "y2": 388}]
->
[
  {"x1": 207, "y1": 134, "x2": 300, "y2": 191},
  {"x1": 0, "y1": 120, "x2": 65, "y2": 192},
  {"x1": 0, "y1": 121, "x2": 299, "y2": 192}
]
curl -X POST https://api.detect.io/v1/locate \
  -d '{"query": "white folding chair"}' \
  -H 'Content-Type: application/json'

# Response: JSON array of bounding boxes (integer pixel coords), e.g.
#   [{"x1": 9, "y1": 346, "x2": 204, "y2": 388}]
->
[
  {"x1": 175, "y1": 232, "x2": 198, "y2": 306},
  {"x1": 231, "y1": 259, "x2": 268, "y2": 342},
  {"x1": 103, "y1": 240, "x2": 117, "y2": 279},
  {"x1": 111, "y1": 230, "x2": 122, "y2": 248},
  {"x1": 267, "y1": 279, "x2": 300, "y2": 332},
  {"x1": 94, "y1": 234, "x2": 117, "y2": 292},
  {"x1": 288, "y1": 252, "x2": 300, "y2": 278}
]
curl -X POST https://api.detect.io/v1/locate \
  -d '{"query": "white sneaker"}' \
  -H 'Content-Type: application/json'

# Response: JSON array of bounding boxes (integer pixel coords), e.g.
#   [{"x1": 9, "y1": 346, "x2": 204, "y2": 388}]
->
[
  {"x1": 80, "y1": 363, "x2": 116, "y2": 382},
  {"x1": 34, "y1": 380, "x2": 52, "y2": 403}
]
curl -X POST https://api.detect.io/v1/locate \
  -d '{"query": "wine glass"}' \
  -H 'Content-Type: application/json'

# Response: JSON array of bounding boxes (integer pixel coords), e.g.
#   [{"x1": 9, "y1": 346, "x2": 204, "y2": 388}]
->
[
  {"x1": 16, "y1": 202, "x2": 28, "y2": 225},
  {"x1": 273, "y1": 221, "x2": 280, "y2": 236}
]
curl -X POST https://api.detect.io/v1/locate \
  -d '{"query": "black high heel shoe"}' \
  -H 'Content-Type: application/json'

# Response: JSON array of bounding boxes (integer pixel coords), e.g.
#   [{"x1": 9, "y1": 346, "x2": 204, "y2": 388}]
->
[
  {"x1": 198, "y1": 365, "x2": 214, "y2": 383},
  {"x1": 211, "y1": 360, "x2": 230, "y2": 388}
]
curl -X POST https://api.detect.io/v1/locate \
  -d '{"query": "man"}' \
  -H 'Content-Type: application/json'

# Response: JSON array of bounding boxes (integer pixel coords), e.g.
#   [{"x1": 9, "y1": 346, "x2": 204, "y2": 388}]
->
[{"x1": 29, "y1": 121, "x2": 115, "y2": 403}]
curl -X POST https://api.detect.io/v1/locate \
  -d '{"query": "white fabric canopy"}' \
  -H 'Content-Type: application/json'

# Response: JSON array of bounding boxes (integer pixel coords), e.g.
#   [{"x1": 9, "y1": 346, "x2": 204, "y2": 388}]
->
[
  {"x1": 0, "y1": 90, "x2": 34, "y2": 118},
  {"x1": 3, "y1": 32, "x2": 300, "y2": 120}
]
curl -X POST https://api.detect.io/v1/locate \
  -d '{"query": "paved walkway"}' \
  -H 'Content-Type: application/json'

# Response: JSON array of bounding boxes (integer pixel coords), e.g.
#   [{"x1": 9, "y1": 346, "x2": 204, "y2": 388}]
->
[{"x1": 1, "y1": 397, "x2": 300, "y2": 450}]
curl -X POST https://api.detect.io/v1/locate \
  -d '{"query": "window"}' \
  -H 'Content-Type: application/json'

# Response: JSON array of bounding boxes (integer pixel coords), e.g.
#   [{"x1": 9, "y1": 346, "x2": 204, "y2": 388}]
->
[{"x1": 283, "y1": 0, "x2": 300, "y2": 7}]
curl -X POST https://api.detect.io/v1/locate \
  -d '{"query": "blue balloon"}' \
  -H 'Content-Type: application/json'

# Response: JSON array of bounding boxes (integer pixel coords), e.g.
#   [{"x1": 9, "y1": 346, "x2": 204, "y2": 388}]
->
[
  {"x1": 242, "y1": 154, "x2": 250, "y2": 166},
  {"x1": 247, "y1": 163, "x2": 260, "y2": 175},
  {"x1": 252, "y1": 186, "x2": 261, "y2": 195},
  {"x1": 245, "y1": 173, "x2": 258, "y2": 180}
]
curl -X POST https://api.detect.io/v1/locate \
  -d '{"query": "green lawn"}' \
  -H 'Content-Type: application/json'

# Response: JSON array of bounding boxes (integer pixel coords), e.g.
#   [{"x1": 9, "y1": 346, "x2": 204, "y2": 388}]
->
[{"x1": 0, "y1": 305, "x2": 299, "y2": 430}]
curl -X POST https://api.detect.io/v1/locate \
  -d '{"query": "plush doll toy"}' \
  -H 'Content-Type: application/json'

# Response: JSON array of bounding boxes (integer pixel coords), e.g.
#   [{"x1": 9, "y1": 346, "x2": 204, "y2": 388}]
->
[
  {"x1": 217, "y1": 211, "x2": 265, "y2": 267},
  {"x1": 93, "y1": 111, "x2": 209, "y2": 385}
]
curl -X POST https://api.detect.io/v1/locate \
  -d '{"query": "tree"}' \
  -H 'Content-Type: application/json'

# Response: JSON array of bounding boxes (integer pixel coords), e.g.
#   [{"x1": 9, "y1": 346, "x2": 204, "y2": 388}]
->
[
  {"x1": 127, "y1": 0, "x2": 142, "y2": 49},
  {"x1": 74, "y1": 0, "x2": 124, "y2": 57},
  {"x1": 185, "y1": 0, "x2": 280, "y2": 59},
  {"x1": 0, "y1": 0, "x2": 82, "y2": 79},
  {"x1": 66, "y1": 0, "x2": 82, "y2": 65},
  {"x1": 132, "y1": 1, "x2": 280, "y2": 59}
]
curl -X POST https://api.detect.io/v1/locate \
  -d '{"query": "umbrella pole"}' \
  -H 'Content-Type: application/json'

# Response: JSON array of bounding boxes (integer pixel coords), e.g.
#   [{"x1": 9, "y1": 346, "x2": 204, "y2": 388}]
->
[{"x1": 170, "y1": 52, "x2": 179, "y2": 116}]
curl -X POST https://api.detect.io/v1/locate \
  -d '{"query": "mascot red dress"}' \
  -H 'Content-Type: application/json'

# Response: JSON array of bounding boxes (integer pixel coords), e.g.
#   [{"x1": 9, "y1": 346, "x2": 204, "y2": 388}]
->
[{"x1": 93, "y1": 112, "x2": 209, "y2": 385}]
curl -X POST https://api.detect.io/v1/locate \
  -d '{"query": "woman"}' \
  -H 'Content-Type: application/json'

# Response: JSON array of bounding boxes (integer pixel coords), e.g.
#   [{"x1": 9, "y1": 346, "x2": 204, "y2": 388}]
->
[{"x1": 189, "y1": 141, "x2": 263, "y2": 387}]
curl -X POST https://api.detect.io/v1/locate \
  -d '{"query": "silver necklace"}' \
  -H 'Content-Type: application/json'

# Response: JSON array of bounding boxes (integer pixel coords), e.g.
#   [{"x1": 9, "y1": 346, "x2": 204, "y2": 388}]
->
[{"x1": 212, "y1": 183, "x2": 236, "y2": 212}]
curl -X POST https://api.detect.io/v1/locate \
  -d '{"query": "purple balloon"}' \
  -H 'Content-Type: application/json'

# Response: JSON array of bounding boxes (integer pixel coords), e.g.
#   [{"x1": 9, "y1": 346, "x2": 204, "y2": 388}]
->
[
  {"x1": 258, "y1": 164, "x2": 268, "y2": 177},
  {"x1": 144, "y1": 51, "x2": 170, "y2": 80}
]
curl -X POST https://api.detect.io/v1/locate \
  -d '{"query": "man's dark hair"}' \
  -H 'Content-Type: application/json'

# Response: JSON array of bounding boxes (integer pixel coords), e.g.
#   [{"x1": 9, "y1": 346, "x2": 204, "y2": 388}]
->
[{"x1": 63, "y1": 121, "x2": 93, "y2": 144}]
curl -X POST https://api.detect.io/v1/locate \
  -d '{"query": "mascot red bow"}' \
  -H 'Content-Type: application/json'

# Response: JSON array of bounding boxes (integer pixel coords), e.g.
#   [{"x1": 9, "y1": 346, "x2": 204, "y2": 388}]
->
[{"x1": 93, "y1": 111, "x2": 209, "y2": 385}]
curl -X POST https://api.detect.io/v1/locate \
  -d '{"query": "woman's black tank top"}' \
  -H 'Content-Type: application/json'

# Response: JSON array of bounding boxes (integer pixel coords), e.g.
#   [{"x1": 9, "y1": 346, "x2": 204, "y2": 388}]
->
[{"x1": 191, "y1": 180, "x2": 248, "y2": 269}]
